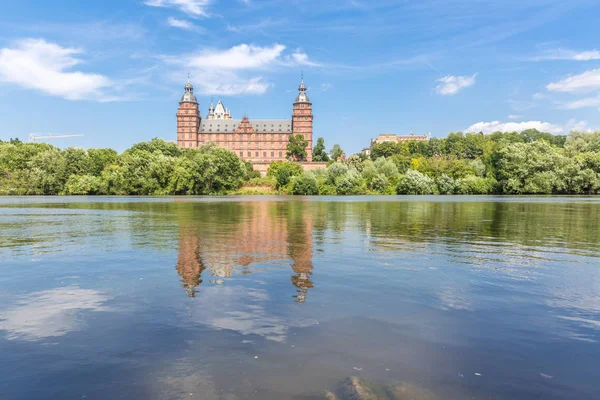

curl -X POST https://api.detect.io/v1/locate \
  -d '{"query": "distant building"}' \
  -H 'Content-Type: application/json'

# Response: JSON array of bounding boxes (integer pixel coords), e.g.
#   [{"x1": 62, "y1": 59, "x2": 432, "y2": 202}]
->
[
  {"x1": 176, "y1": 76, "x2": 314, "y2": 163},
  {"x1": 370, "y1": 132, "x2": 430, "y2": 146}
]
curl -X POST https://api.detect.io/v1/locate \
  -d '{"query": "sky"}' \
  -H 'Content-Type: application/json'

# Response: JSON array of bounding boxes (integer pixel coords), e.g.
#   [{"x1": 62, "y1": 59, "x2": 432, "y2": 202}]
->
[{"x1": 1, "y1": 0, "x2": 600, "y2": 154}]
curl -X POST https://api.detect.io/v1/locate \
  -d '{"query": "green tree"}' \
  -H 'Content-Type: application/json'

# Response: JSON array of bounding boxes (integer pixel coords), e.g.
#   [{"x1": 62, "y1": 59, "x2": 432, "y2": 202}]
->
[
  {"x1": 335, "y1": 169, "x2": 364, "y2": 195},
  {"x1": 330, "y1": 144, "x2": 344, "y2": 160},
  {"x1": 286, "y1": 134, "x2": 308, "y2": 161},
  {"x1": 496, "y1": 141, "x2": 567, "y2": 194},
  {"x1": 290, "y1": 173, "x2": 318, "y2": 195},
  {"x1": 126, "y1": 138, "x2": 182, "y2": 157},
  {"x1": 397, "y1": 169, "x2": 436, "y2": 195},
  {"x1": 370, "y1": 142, "x2": 399, "y2": 159},
  {"x1": 88, "y1": 148, "x2": 118, "y2": 176},
  {"x1": 267, "y1": 161, "x2": 304, "y2": 189},
  {"x1": 64, "y1": 175, "x2": 102, "y2": 195},
  {"x1": 312, "y1": 137, "x2": 329, "y2": 162}
]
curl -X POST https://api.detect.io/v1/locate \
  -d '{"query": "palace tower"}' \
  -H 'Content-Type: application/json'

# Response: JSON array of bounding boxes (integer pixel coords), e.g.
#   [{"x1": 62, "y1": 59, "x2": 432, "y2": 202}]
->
[{"x1": 176, "y1": 78, "x2": 201, "y2": 149}]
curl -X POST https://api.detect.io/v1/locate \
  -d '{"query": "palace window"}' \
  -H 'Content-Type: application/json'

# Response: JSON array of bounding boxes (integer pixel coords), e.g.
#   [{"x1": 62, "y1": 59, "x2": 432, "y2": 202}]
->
[
  {"x1": 279, "y1": 151, "x2": 283, "y2": 157},
  {"x1": 271, "y1": 151, "x2": 274, "y2": 158},
  {"x1": 255, "y1": 151, "x2": 258, "y2": 157},
  {"x1": 263, "y1": 152, "x2": 266, "y2": 158},
  {"x1": 247, "y1": 151, "x2": 251, "y2": 157}
]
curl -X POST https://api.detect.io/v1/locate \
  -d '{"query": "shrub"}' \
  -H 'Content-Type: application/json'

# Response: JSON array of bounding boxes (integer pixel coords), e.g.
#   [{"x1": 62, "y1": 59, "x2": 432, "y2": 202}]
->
[
  {"x1": 267, "y1": 161, "x2": 303, "y2": 189},
  {"x1": 290, "y1": 173, "x2": 318, "y2": 195},
  {"x1": 335, "y1": 169, "x2": 365, "y2": 195},
  {"x1": 370, "y1": 173, "x2": 388, "y2": 192},
  {"x1": 326, "y1": 162, "x2": 349, "y2": 184},
  {"x1": 397, "y1": 169, "x2": 436, "y2": 194},
  {"x1": 436, "y1": 174, "x2": 455, "y2": 194},
  {"x1": 454, "y1": 175, "x2": 494, "y2": 194},
  {"x1": 64, "y1": 174, "x2": 101, "y2": 195}
]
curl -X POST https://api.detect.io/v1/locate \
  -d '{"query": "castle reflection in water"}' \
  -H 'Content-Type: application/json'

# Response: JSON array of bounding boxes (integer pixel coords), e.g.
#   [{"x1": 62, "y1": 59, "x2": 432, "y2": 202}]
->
[{"x1": 175, "y1": 201, "x2": 314, "y2": 302}]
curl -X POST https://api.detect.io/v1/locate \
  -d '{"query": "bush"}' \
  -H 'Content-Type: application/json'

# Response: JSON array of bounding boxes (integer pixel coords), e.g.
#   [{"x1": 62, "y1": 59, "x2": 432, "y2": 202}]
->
[
  {"x1": 335, "y1": 169, "x2": 365, "y2": 195},
  {"x1": 397, "y1": 169, "x2": 436, "y2": 194},
  {"x1": 290, "y1": 173, "x2": 318, "y2": 195},
  {"x1": 436, "y1": 174, "x2": 455, "y2": 194},
  {"x1": 326, "y1": 162, "x2": 349, "y2": 184},
  {"x1": 267, "y1": 161, "x2": 303, "y2": 189},
  {"x1": 370, "y1": 173, "x2": 388, "y2": 193},
  {"x1": 64, "y1": 174, "x2": 101, "y2": 195},
  {"x1": 454, "y1": 175, "x2": 494, "y2": 194}
]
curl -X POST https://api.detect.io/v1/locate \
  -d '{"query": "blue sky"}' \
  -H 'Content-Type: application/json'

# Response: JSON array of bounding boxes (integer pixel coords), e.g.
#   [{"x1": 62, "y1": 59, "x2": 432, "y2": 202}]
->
[{"x1": 1, "y1": 0, "x2": 600, "y2": 153}]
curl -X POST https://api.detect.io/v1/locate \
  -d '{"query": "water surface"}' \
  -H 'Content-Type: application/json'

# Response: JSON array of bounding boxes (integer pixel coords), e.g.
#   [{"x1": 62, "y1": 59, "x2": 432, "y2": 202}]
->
[{"x1": 1, "y1": 196, "x2": 599, "y2": 399}]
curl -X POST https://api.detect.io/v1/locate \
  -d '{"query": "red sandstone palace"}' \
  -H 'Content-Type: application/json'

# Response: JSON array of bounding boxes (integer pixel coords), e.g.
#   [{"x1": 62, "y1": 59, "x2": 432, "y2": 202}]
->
[{"x1": 177, "y1": 77, "x2": 314, "y2": 162}]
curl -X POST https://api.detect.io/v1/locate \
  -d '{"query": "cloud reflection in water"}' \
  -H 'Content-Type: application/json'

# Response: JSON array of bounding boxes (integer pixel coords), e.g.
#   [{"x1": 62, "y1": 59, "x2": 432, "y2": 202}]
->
[{"x1": 0, "y1": 286, "x2": 109, "y2": 341}]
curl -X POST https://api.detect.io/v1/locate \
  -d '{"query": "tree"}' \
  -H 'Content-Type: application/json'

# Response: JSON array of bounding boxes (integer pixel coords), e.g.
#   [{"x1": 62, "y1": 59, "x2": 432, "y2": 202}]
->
[
  {"x1": 496, "y1": 141, "x2": 567, "y2": 194},
  {"x1": 126, "y1": 138, "x2": 181, "y2": 157},
  {"x1": 312, "y1": 137, "x2": 329, "y2": 162},
  {"x1": 267, "y1": 161, "x2": 304, "y2": 189},
  {"x1": 370, "y1": 142, "x2": 399, "y2": 159},
  {"x1": 286, "y1": 134, "x2": 308, "y2": 161},
  {"x1": 330, "y1": 144, "x2": 344, "y2": 160},
  {"x1": 290, "y1": 173, "x2": 318, "y2": 195},
  {"x1": 88, "y1": 148, "x2": 118, "y2": 176},
  {"x1": 397, "y1": 170, "x2": 436, "y2": 195}
]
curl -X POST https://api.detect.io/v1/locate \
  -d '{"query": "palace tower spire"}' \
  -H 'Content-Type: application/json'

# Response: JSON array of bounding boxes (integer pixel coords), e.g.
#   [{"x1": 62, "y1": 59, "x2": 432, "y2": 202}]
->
[{"x1": 292, "y1": 73, "x2": 313, "y2": 161}]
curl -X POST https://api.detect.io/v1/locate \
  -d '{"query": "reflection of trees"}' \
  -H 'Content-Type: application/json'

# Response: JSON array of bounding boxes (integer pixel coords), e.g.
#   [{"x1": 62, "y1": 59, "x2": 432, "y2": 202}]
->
[{"x1": 311, "y1": 200, "x2": 600, "y2": 254}]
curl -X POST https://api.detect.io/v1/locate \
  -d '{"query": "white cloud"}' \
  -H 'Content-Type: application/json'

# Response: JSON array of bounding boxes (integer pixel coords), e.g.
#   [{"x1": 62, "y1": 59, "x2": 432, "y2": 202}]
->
[
  {"x1": 188, "y1": 44, "x2": 287, "y2": 70},
  {"x1": 0, "y1": 38, "x2": 113, "y2": 101},
  {"x1": 144, "y1": 0, "x2": 210, "y2": 17},
  {"x1": 167, "y1": 17, "x2": 195, "y2": 30},
  {"x1": 465, "y1": 119, "x2": 589, "y2": 135},
  {"x1": 532, "y1": 48, "x2": 600, "y2": 61},
  {"x1": 560, "y1": 96, "x2": 600, "y2": 110},
  {"x1": 435, "y1": 73, "x2": 477, "y2": 95},
  {"x1": 547, "y1": 69, "x2": 600, "y2": 93},
  {"x1": 508, "y1": 114, "x2": 521, "y2": 119},
  {"x1": 0, "y1": 286, "x2": 109, "y2": 341},
  {"x1": 168, "y1": 43, "x2": 317, "y2": 95}
]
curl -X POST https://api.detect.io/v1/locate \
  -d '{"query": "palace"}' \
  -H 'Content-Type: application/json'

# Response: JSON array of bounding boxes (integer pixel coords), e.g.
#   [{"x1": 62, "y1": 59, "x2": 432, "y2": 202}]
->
[{"x1": 176, "y1": 77, "x2": 314, "y2": 163}]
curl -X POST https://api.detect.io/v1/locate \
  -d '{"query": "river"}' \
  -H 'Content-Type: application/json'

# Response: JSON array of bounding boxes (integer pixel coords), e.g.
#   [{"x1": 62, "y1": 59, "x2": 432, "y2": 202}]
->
[{"x1": 0, "y1": 196, "x2": 599, "y2": 399}]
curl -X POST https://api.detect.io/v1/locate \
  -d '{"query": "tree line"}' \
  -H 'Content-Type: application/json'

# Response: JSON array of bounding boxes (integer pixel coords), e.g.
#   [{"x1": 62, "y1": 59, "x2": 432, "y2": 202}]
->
[
  {"x1": 1, "y1": 129, "x2": 599, "y2": 195},
  {"x1": 270, "y1": 129, "x2": 600, "y2": 195}
]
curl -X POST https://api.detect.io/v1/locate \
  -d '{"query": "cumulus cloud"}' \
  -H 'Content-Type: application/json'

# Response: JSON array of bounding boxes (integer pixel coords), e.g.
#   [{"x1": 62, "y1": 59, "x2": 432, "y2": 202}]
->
[
  {"x1": 144, "y1": 0, "x2": 210, "y2": 17},
  {"x1": 167, "y1": 43, "x2": 317, "y2": 95},
  {"x1": 0, "y1": 38, "x2": 113, "y2": 101},
  {"x1": 465, "y1": 119, "x2": 589, "y2": 135},
  {"x1": 547, "y1": 69, "x2": 600, "y2": 93},
  {"x1": 435, "y1": 73, "x2": 477, "y2": 95},
  {"x1": 531, "y1": 49, "x2": 600, "y2": 61}
]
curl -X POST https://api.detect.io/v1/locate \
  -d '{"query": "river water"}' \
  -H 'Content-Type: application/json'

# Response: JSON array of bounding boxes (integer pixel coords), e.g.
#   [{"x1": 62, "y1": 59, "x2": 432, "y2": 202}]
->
[{"x1": 0, "y1": 196, "x2": 599, "y2": 399}]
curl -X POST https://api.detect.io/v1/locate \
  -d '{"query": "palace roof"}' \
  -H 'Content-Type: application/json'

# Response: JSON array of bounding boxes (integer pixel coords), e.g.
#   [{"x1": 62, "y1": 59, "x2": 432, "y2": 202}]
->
[{"x1": 199, "y1": 119, "x2": 292, "y2": 134}]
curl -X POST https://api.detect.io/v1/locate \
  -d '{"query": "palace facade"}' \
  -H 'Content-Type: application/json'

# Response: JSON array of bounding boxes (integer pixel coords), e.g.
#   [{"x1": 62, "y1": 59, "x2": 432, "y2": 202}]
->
[{"x1": 176, "y1": 77, "x2": 314, "y2": 162}]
